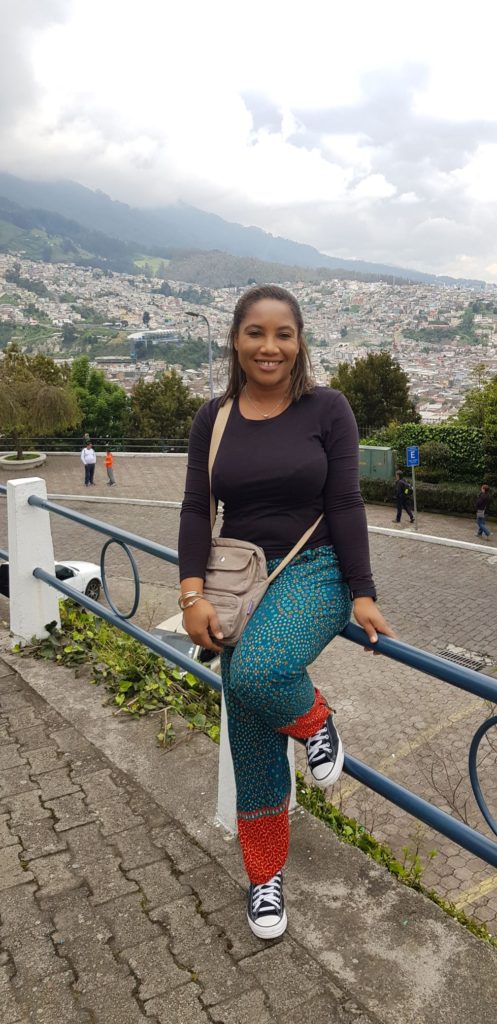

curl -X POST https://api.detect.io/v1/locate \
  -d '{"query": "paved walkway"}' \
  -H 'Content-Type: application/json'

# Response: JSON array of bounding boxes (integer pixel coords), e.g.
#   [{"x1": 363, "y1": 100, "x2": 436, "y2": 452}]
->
[{"x1": 1, "y1": 651, "x2": 496, "y2": 1024}]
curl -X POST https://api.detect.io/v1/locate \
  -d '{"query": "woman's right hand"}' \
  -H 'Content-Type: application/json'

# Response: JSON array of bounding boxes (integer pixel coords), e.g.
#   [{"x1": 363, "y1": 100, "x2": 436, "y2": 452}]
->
[{"x1": 182, "y1": 598, "x2": 224, "y2": 652}]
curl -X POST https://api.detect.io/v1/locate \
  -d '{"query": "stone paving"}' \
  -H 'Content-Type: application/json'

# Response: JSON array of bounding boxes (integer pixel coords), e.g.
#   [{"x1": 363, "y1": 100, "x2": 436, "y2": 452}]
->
[
  {"x1": 0, "y1": 659, "x2": 380, "y2": 1024},
  {"x1": 1, "y1": 455, "x2": 497, "y2": 929},
  {"x1": 2, "y1": 655, "x2": 497, "y2": 1024}
]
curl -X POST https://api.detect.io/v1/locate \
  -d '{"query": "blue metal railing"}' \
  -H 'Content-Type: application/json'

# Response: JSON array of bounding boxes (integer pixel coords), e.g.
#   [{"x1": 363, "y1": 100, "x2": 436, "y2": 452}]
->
[{"x1": 1, "y1": 482, "x2": 497, "y2": 867}]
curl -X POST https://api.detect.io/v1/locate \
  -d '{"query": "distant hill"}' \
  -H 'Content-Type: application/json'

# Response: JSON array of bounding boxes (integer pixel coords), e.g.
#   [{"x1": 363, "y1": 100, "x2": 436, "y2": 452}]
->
[
  {"x1": 0, "y1": 195, "x2": 140, "y2": 273},
  {"x1": 0, "y1": 172, "x2": 486, "y2": 288},
  {"x1": 162, "y1": 249, "x2": 407, "y2": 288}
]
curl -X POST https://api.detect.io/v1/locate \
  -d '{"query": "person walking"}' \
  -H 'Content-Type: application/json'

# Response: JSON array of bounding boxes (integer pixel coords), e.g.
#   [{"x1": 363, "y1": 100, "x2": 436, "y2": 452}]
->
[
  {"x1": 393, "y1": 469, "x2": 415, "y2": 524},
  {"x1": 178, "y1": 284, "x2": 394, "y2": 940},
  {"x1": 476, "y1": 483, "x2": 492, "y2": 538},
  {"x1": 81, "y1": 441, "x2": 96, "y2": 487},
  {"x1": 105, "y1": 448, "x2": 116, "y2": 486}
]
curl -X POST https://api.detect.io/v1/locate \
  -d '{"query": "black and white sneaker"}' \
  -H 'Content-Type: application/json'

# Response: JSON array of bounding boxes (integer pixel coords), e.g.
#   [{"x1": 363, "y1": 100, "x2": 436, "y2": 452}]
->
[
  {"x1": 247, "y1": 871, "x2": 287, "y2": 939},
  {"x1": 305, "y1": 713, "x2": 344, "y2": 788}
]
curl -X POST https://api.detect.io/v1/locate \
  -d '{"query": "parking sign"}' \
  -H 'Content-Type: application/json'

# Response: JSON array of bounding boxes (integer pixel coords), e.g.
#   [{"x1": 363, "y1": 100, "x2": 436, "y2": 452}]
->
[{"x1": 406, "y1": 445, "x2": 419, "y2": 467}]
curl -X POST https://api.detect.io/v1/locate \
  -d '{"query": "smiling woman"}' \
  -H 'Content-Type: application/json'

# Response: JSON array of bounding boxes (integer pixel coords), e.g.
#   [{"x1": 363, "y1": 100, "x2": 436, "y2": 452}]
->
[{"x1": 177, "y1": 284, "x2": 394, "y2": 940}]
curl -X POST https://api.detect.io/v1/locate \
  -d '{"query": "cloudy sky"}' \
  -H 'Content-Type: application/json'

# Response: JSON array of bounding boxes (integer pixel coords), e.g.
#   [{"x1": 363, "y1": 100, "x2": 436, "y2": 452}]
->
[{"x1": 2, "y1": 0, "x2": 497, "y2": 280}]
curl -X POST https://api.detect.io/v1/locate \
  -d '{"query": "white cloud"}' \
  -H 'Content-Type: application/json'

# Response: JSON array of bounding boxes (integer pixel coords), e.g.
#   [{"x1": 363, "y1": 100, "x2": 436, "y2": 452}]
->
[{"x1": 2, "y1": 0, "x2": 497, "y2": 279}]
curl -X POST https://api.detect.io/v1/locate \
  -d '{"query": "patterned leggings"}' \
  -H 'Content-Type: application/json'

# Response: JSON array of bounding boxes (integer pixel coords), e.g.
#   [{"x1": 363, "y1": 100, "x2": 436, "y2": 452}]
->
[{"x1": 220, "y1": 545, "x2": 351, "y2": 884}]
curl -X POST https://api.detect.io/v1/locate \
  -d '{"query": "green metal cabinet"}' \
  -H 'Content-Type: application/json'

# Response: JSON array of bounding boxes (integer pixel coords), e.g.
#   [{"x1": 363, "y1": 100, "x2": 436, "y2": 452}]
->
[{"x1": 358, "y1": 446, "x2": 395, "y2": 480}]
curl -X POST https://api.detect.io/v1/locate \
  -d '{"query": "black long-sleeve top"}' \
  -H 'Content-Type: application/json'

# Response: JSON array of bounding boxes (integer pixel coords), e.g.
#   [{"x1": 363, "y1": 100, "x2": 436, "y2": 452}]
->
[
  {"x1": 178, "y1": 387, "x2": 376, "y2": 599},
  {"x1": 476, "y1": 492, "x2": 490, "y2": 512}
]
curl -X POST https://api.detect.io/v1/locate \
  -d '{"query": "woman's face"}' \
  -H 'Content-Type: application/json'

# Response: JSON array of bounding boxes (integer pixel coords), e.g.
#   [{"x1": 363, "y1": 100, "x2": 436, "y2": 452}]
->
[{"x1": 234, "y1": 299, "x2": 300, "y2": 389}]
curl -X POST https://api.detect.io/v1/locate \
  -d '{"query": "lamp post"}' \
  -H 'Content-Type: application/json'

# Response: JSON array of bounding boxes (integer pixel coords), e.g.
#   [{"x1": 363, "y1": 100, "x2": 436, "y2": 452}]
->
[{"x1": 185, "y1": 311, "x2": 214, "y2": 398}]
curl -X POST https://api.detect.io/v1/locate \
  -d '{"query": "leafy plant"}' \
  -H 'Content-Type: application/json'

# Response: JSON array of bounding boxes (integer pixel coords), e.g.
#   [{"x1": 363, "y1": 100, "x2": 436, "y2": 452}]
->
[
  {"x1": 23, "y1": 602, "x2": 220, "y2": 745},
  {"x1": 362, "y1": 422, "x2": 485, "y2": 482}
]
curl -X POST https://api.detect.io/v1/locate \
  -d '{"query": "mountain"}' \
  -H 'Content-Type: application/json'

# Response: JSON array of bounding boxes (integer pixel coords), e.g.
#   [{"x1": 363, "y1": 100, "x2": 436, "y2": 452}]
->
[
  {"x1": 0, "y1": 172, "x2": 486, "y2": 288},
  {"x1": 0, "y1": 195, "x2": 140, "y2": 273}
]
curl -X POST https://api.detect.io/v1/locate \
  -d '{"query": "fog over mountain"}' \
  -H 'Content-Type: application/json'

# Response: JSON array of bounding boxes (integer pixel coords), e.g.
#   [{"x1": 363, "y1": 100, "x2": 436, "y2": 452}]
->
[{"x1": 0, "y1": 173, "x2": 486, "y2": 288}]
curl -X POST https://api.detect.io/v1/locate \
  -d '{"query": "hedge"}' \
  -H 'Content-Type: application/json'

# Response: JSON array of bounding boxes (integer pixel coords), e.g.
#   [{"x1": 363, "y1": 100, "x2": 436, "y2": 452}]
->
[
  {"x1": 361, "y1": 477, "x2": 496, "y2": 517},
  {"x1": 361, "y1": 423, "x2": 486, "y2": 481}
]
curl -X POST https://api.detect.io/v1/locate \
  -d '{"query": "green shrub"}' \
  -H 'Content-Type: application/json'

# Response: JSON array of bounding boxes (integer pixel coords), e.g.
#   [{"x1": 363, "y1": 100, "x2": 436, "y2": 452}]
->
[
  {"x1": 361, "y1": 477, "x2": 496, "y2": 517},
  {"x1": 362, "y1": 423, "x2": 485, "y2": 481}
]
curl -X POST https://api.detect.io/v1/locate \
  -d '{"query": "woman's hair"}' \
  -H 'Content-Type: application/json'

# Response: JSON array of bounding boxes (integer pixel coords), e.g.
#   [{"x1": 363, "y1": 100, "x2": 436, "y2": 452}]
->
[
  {"x1": 481, "y1": 483, "x2": 490, "y2": 492},
  {"x1": 222, "y1": 284, "x2": 314, "y2": 403}
]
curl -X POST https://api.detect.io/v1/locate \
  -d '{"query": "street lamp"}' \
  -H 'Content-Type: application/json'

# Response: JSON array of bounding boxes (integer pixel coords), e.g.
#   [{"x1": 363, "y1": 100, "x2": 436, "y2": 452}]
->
[{"x1": 185, "y1": 311, "x2": 214, "y2": 399}]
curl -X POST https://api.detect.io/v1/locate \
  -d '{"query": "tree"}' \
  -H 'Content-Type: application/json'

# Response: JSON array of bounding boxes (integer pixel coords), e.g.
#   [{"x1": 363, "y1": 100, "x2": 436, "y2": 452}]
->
[
  {"x1": 128, "y1": 371, "x2": 203, "y2": 438},
  {"x1": 142, "y1": 311, "x2": 151, "y2": 328},
  {"x1": 455, "y1": 363, "x2": 491, "y2": 429},
  {"x1": 69, "y1": 356, "x2": 129, "y2": 438},
  {"x1": 62, "y1": 323, "x2": 76, "y2": 347},
  {"x1": 0, "y1": 344, "x2": 80, "y2": 458},
  {"x1": 455, "y1": 367, "x2": 497, "y2": 483},
  {"x1": 329, "y1": 352, "x2": 420, "y2": 430}
]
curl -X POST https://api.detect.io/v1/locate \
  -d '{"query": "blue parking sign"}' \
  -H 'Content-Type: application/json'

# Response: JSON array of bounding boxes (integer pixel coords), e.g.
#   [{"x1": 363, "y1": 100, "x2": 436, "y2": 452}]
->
[{"x1": 406, "y1": 445, "x2": 419, "y2": 467}]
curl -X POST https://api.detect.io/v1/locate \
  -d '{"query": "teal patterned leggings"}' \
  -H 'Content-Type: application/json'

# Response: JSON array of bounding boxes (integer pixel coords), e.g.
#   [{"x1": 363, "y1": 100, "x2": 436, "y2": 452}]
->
[{"x1": 220, "y1": 545, "x2": 351, "y2": 883}]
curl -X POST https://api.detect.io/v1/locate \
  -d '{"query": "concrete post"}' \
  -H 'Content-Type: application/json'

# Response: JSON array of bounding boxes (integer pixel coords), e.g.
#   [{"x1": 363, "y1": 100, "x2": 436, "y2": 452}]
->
[
  {"x1": 216, "y1": 692, "x2": 237, "y2": 832},
  {"x1": 215, "y1": 691, "x2": 297, "y2": 833},
  {"x1": 7, "y1": 477, "x2": 60, "y2": 646}
]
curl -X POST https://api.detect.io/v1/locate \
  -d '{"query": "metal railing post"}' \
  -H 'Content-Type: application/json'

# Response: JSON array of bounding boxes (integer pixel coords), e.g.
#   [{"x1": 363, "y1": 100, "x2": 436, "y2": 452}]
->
[{"x1": 7, "y1": 477, "x2": 60, "y2": 646}]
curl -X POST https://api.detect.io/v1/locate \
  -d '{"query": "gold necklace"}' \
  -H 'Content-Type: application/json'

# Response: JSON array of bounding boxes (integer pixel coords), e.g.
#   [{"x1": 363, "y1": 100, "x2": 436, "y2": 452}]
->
[{"x1": 243, "y1": 385, "x2": 288, "y2": 419}]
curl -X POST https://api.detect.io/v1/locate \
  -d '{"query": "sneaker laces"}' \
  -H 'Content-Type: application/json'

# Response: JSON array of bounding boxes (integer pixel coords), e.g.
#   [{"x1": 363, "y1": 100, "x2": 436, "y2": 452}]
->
[
  {"x1": 250, "y1": 873, "x2": 282, "y2": 917},
  {"x1": 306, "y1": 724, "x2": 333, "y2": 766}
]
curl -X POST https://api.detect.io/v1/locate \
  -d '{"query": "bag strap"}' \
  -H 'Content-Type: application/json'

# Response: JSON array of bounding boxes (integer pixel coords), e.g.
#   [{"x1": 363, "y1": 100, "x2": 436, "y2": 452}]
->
[
  {"x1": 207, "y1": 396, "x2": 323, "y2": 566},
  {"x1": 208, "y1": 399, "x2": 233, "y2": 529}
]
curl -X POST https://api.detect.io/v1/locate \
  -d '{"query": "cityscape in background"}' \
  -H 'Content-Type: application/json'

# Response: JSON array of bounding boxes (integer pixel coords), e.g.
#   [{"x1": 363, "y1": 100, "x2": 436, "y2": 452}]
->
[{"x1": 1, "y1": 252, "x2": 497, "y2": 425}]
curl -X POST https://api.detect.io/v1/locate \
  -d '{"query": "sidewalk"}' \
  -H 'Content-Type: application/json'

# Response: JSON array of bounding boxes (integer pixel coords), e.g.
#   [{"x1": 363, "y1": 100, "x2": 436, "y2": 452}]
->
[
  {"x1": 2, "y1": 452, "x2": 492, "y2": 549},
  {"x1": 1, "y1": 646, "x2": 496, "y2": 1024}
]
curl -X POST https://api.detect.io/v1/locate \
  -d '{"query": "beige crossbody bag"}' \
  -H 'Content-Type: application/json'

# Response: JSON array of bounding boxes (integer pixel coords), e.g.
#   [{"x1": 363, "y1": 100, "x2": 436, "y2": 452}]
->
[{"x1": 202, "y1": 398, "x2": 322, "y2": 646}]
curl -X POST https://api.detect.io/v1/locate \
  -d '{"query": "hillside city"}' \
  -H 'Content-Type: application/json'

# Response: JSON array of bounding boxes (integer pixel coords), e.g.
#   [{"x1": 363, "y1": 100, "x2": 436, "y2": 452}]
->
[{"x1": 2, "y1": 253, "x2": 497, "y2": 422}]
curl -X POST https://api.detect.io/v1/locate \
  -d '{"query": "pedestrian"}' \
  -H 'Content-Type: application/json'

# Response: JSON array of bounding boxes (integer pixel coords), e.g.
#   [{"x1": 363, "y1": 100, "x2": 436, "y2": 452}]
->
[
  {"x1": 178, "y1": 284, "x2": 394, "y2": 940},
  {"x1": 105, "y1": 448, "x2": 116, "y2": 486},
  {"x1": 80, "y1": 441, "x2": 96, "y2": 487},
  {"x1": 476, "y1": 483, "x2": 492, "y2": 539},
  {"x1": 393, "y1": 469, "x2": 415, "y2": 524}
]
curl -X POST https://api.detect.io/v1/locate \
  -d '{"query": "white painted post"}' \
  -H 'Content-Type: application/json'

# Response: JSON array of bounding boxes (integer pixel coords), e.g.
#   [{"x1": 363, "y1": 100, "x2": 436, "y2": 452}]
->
[
  {"x1": 216, "y1": 692, "x2": 237, "y2": 832},
  {"x1": 215, "y1": 691, "x2": 297, "y2": 833},
  {"x1": 7, "y1": 477, "x2": 60, "y2": 647}
]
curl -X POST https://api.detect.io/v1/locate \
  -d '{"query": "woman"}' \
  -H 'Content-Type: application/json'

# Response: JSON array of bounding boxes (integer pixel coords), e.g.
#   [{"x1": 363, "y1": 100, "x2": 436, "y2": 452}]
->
[{"x1": 178, "y1": 285, "x2": 394, "y2": 940}]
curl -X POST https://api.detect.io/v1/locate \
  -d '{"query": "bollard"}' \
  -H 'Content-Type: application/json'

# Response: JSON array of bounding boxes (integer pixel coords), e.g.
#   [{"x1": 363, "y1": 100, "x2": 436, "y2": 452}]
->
[{"x1": 7, "y1": 477, "x2": 60, "y2": 646}]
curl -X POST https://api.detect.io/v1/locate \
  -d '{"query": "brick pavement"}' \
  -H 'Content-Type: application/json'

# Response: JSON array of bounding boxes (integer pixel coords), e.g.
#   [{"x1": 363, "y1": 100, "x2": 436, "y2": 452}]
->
[
  {"x1": 0, "y1": 660, "x2": 380, "y2": 1024},
  {"x1": 2, "y1": 654, "x2": 497, "y2": 1024},
  {"x1": 1, "y1": 457, "x2": 497, "y2": 927}
]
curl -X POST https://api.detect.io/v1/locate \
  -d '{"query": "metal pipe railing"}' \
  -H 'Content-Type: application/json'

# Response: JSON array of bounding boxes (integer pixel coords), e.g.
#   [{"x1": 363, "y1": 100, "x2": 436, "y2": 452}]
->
[
  {"x1": 32, "y1": 566, "x2": 221, "y2": 692},
  {"x1": 343, "y1": 622, "x2": 497, "y2": 703},
  {"x1": 27, "y1": 494, "x2": 179, "y2": 565},
  {"x1": 2, "y1": 478, "x2": 497, "y2": 864}
]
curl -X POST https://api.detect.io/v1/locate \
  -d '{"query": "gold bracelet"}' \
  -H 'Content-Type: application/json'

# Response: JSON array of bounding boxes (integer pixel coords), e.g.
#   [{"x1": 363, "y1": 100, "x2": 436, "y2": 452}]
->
[{"x1": 178, "y1": 591, "x2": 204, "y2": 610}]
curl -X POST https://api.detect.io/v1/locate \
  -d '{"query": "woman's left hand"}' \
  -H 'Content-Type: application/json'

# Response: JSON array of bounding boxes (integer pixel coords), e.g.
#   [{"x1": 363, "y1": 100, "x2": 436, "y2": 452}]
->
[{"x1": 352, "y1": 597, "x2": 396, "y2": 654}]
